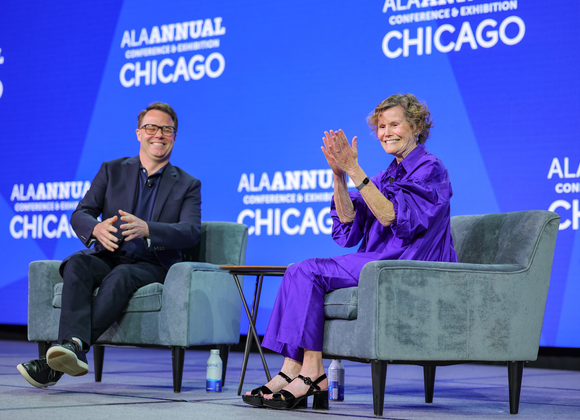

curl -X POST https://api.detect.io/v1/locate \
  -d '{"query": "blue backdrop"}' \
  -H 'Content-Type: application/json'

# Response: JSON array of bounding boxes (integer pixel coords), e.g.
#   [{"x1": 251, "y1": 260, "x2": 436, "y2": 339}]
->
[{"x1": 1, "y1": 0, "x2": 578, "y2": 347}]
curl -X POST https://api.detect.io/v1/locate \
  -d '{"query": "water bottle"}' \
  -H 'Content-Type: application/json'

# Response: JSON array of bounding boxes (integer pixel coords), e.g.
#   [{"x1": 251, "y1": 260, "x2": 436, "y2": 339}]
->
[
  {"x1": 328, "y1": 359, "x2": 345, "y2": 401},
  {"x1": 206, "y1": 349, "x2": 222, "y2": 392}
]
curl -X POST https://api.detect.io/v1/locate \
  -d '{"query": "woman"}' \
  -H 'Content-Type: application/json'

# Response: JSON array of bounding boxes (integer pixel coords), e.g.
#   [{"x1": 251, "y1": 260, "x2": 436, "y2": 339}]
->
[{"x1": 243, "y1": 93, "x2": 458, "y2": 410}]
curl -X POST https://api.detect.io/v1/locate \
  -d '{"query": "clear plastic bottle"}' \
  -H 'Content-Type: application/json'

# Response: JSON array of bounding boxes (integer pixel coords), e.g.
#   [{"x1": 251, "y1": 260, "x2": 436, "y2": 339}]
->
[
  {"x1": 206, "y1": 349, "x2": 223, "y2": 392},
  {"x1": 328, "y1": 359, "x2": 345, "y2": 401}
]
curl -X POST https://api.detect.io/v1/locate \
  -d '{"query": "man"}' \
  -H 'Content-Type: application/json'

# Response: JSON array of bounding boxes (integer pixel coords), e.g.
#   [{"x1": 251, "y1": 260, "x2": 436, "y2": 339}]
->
[{"x1": 17, "y1": 102, "x2": 201, "y2": 388}]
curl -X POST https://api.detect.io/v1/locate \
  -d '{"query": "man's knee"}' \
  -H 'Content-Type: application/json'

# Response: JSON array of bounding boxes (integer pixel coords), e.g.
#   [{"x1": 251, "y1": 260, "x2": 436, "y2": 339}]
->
[
  {"x1": 62, "y1": 254, "x2": 97, "y2": 284},
  {"x1": 63, "y1": 253, "x2": 91, "y2": 273},
  {"x1": 101, "y1": 265, "x2": 142, "y2": 295},
  {"x1": 62, "y1": 253, "x2": 113, "y2": 287}
]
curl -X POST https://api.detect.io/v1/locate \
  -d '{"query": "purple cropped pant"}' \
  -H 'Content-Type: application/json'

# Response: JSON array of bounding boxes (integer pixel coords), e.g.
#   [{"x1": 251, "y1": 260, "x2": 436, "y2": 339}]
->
[{"x1": 261, "y1": 258, "x2": 358, "y2": 362}]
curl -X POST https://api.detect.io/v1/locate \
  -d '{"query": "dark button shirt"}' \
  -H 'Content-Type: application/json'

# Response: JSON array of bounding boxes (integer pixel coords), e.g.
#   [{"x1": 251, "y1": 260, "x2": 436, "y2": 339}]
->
[{"x1": 117, "y1": 164, "x2": 165, "y2": 265}]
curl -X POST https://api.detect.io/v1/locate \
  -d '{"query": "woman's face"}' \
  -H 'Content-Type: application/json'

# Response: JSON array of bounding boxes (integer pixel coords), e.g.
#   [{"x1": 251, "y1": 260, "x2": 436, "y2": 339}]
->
[{"x1": 377, "y1": 106, "x2": 417, "y2": 163}]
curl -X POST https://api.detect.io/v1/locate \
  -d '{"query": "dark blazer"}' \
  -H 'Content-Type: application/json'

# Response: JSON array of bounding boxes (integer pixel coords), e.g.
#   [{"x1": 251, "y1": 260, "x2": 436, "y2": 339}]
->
[{"x1": 63, "y1": 156, "x2": 201, "y2": 272}]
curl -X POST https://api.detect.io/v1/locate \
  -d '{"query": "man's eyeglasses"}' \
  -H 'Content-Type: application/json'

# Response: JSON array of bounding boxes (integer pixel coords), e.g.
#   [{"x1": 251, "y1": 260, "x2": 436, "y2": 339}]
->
[{"x1": 139, "y1": 124, "x2": 176, "y2": 136}]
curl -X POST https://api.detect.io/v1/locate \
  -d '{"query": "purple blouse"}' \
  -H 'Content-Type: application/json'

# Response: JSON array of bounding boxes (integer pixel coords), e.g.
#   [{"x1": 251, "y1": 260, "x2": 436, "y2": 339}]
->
[{"x1": 330, "y1": 143, "x2": 458, "y2": 279}]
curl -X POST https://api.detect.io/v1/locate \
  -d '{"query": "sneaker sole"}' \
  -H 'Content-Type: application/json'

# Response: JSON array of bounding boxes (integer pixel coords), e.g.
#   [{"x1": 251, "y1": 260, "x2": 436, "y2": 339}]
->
[
  {"x1": 16, "y1": 364, "x2": 57, "y2": 388},
  {"x1": 46, "y1": 347, "x2": 89, "y2": 377}
]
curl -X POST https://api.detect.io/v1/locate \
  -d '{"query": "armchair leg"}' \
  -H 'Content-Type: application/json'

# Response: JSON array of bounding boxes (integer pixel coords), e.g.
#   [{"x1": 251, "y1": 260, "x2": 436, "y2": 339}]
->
[
  {"x1": 423, "y1": 365, "x2": 436, "y2": 403},
  {"x1": 217, "y1": 344, "x2": 230, "y2": 385},
  {"x1": 508, "y1": 361, "x2": 524, "y2": 414},
  {"x1": 172, "y1": 346, "x2": 185, "y2": 393},
  {"x1": 37, "y1": 342, "x2": 51, "y2": 358},
  {"x1": 371, "y1": 360, "x2": 388, "y2": 418},
  {"x1": 93, "y1": 344, "x2": 105, "y2": 382}
]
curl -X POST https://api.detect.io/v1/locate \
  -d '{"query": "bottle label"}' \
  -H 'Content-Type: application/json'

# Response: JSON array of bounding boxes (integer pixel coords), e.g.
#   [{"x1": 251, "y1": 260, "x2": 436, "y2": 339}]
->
[
  {"x1": 329, "y1": 382, "x2": 344, "y2": 401},
  {"x1": 206, "y1": 379, "x2": 222, "y2": 392}
]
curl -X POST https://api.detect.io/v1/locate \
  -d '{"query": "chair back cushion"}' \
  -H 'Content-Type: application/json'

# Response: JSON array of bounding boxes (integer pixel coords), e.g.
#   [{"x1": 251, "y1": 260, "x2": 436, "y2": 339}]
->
[{"x1": 451, "y1": 210, "x2": 558, "y2": 267}]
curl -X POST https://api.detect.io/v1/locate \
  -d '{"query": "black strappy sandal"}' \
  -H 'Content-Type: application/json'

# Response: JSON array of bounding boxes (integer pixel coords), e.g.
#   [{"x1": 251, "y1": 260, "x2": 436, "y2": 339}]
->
[
  {"x1": 262, "y1": 374, "x2": 329, "y2": 410},
  {"x1": 242, "y1": 372, "x2": 306, "y2": 408}
]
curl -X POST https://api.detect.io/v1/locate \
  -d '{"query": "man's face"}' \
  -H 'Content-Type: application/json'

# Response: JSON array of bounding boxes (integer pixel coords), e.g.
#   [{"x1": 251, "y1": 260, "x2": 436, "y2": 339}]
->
[{"x1": 136, "y1": 109, "x2": 176, "y2": 164}]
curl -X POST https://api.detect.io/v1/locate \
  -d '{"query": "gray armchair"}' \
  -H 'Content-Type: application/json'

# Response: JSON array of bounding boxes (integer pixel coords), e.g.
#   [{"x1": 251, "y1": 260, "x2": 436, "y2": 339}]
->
[
  {"x1": 322, "y1": 210, "x2": 560, "y2": 417},
  {"x1": 27, "y1": 222, "x2": 248, "y2": 392}
]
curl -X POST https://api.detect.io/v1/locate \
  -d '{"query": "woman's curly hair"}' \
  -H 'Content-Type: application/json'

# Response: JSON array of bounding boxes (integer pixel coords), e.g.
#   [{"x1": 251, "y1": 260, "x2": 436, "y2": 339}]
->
[{"x1": 367, "y1": 94, "x2": 433, "y2": 144}]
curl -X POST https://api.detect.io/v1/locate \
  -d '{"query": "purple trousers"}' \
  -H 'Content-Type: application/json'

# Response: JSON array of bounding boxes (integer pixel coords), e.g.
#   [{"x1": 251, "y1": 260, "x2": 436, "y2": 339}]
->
[{"x1": 261, "y1": 258, "x2": 358, "y2": 362}]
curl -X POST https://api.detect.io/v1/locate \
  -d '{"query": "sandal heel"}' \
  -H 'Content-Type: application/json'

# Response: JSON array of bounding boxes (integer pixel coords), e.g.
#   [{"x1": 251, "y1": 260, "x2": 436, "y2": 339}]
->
[{"x1": 313, "y1": 390, "x2": 329, "y2": 410}]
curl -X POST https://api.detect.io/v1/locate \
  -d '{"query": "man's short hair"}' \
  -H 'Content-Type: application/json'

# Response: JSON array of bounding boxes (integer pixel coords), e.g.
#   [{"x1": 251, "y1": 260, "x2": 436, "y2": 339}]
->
[{"x1": 137, "y1": 102, "x2": 179, "y2": 133}]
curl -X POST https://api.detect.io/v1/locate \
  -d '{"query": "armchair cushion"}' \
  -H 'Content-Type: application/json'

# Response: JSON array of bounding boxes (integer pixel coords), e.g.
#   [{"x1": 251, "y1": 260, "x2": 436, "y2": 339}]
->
[
  {"x1": 52, "y1": 282, "x2": 164, "y2": 313},
  {"x1": 324, "y1": 287, "x2": 358, "y2": 320}
]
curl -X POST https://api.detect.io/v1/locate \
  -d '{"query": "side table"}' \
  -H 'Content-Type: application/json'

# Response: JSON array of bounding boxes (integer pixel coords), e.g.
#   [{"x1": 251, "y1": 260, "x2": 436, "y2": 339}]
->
[{"x1": 220, "y1": 266, "x2": 287, "y2": 395}]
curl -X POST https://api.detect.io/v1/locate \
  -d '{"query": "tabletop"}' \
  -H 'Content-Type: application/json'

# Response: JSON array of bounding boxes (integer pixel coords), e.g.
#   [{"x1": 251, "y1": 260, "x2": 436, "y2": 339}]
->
[{"x1": 219, "y1": 265, "x2": 287, "y2": 274}]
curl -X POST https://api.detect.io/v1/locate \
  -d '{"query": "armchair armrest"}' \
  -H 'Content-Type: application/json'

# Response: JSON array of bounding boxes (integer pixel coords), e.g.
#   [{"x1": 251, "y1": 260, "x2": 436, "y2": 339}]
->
[
  {"x1": 28, "y1": 260, "x2": 63, "y2": 342},
  {"x1": 158, "y1": 262, "x2": 243, "y2": 347}
]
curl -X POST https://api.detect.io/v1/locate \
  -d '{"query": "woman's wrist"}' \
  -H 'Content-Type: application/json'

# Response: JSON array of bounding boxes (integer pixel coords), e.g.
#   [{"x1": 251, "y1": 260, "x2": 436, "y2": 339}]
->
[
  {"x1": 347, "y1": 167, "x2": 368, "y2": 187},
  {"x1": 334, "y1": 172, "x2": 347, "y2": 186}
]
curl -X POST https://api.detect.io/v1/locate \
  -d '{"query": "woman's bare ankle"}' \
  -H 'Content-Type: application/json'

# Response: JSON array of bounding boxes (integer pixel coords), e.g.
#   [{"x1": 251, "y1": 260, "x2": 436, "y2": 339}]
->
[{"x1": 257, "y1": 358, "x2": 302, "y2": 395}]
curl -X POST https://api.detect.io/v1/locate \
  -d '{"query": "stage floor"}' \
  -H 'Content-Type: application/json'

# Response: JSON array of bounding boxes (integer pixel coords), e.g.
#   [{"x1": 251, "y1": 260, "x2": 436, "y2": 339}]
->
[{"x1": 1, "y1": 339, "x2": 579, "y2": 419}]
